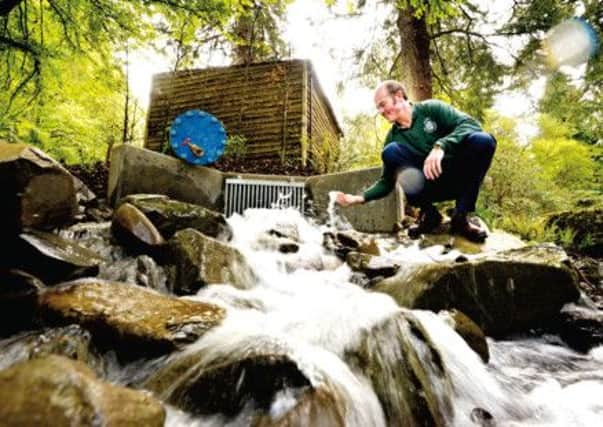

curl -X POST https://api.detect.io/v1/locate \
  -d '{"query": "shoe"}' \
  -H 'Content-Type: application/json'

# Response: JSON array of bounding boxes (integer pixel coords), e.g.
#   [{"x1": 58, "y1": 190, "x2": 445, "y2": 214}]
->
[
  {"x1": 408, "y1": 207, "x2": 443, "y2": 239},
  {"x1": 450, "y1": 214, "x2": 488, "y2": 243}
]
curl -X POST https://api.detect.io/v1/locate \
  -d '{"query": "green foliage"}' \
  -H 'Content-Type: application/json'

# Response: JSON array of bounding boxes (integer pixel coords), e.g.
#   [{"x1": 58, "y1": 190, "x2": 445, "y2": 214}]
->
[
  {"x1": 308, "y1": 134, "x2": 342, "y2": 174},
  {"x1": 223, "y1": 134, "x2": 248, "y2": 160},
  {"x1": 333, "y1": 113, "x2": 385, "y2": 172},
  {"x1": 476, "y1": 112, "x2": 568, "y2": 237},
  {"x1": 0, "y1": 0, "x2": 257, "y2": 164},
  {"x1": 529, "y1": 115, "x2": 598, "y2": 191},
  {"x1": 539, "y1": 72, "x2": 603, "y2": 145},
  {"x1": 475, "y1": 111, "x2": 599, "y2": 245}
]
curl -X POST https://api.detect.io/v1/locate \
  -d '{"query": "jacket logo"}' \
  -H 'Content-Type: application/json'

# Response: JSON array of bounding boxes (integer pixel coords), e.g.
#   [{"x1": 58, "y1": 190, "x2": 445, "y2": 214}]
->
[{"x1": 423, "y1": 118, "x2": 437, "y2": 134}]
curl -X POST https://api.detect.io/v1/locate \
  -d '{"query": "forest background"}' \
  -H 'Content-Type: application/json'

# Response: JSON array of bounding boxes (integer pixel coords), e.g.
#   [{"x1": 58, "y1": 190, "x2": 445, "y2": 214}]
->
[{"x1": 0, "y1": 0, "x2": 601, "y2": 249}]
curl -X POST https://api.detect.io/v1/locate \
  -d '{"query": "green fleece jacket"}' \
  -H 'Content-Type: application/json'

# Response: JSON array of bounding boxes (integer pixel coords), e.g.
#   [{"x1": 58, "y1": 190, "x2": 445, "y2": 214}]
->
[{"x1": 363, "y1": 99, "x2": 482, "y2": 202}]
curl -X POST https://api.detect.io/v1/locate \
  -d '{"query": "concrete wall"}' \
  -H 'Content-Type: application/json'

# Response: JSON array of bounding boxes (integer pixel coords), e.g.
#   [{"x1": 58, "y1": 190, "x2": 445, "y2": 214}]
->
[
  {"x1": 108, "y1": 145, "x2": 401, "y2": 233},
  {"x1": 305, "y1": 168, "x2": 402, "y2": 233},
  {"x1": 108, "y1": 145, "x2": 224, "y2": 210}
]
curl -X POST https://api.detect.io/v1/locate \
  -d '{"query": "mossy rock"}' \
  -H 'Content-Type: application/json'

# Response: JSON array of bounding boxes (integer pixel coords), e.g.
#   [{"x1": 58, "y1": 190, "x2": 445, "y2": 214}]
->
[
  {"x1": 374, "y1": 245, "x2": 580, "y2": 336},
  {"x1": 168, "y1": 228, "x2": 257, "y2": 295},
  {"x1": 547, "y1": 207, "x2": 603, "y2": 257},
  {"x1": 119, "y1": 194, "x2": 233, "y2": 241}
]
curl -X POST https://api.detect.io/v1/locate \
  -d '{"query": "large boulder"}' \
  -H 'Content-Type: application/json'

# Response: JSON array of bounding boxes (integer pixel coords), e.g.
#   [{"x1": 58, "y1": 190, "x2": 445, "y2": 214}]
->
[
  {"x1": 168, "y1": 228, "x2": 257, "y2": 295},
  {"x1": 10, "y1": 230, "x2": 105, "y2": 284},
  {"x1": 555, "y1": 304, "x2": 603, "y2": 353},
  {"x1": 374, "y1": 245, "x2": 580, "y2": 336},
  {"x1": 37, "y1": 279, "x2": 226, "y2": 357},
  {"x1": 0, "y1": 142, "x2": 77, "y2": 235},
  {"x1": 119, "y1": 194, "x2": 233, "y2": 241},
  {"x1": 0, "y1": 355, "x2": 165, "y2": 427},
  {"x1": 144, "y1": 338, "x2": 311, "y2": 417},
  {"x1": 347, "y1": 310, "x2": 452, "y2": 426}
]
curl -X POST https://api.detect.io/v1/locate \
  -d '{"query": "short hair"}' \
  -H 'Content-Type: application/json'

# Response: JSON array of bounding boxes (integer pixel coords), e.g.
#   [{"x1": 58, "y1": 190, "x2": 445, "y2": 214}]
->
[{"x1": 380, "y1": 80, "x2": 408, "y2": 100}]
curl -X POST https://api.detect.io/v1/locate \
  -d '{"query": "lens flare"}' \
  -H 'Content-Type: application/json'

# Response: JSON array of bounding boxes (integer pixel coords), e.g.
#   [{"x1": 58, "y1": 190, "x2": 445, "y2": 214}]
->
[
  {"x1": 542, "y1": 18, "x2": 600, "y2": 69},
  {"x1": 398, "y1": 167, "x2": 425, "y2": 196}
]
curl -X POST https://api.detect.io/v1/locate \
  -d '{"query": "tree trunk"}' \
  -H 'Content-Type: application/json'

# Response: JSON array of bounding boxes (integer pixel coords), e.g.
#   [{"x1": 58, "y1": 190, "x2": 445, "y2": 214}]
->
[
  {"x1": 231, "y1": 7, "x2": 256, "y2": 65},
  {"x1": 396, "y1": 7, "x2": 432, "y2": 101}
]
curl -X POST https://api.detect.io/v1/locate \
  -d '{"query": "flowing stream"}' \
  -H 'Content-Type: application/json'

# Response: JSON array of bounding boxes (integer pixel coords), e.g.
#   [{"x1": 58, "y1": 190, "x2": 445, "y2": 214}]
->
[
  {"x1": 3, "y1": 203, "x2": 602, "y2": 426},
  {"x1": 162, "y1": 205, "x2": 602, "y2": 426}
]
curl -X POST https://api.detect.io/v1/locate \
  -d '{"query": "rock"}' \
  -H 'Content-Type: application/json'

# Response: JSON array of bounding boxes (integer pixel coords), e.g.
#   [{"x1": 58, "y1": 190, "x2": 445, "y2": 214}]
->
[
  {"x1": 37, "y1": 279, "x2": 225, "y2": 357},
  {"x1": 347, "y1": 311, "x2": 451, "y2": 426},
  {"x1": 0, "y1": 325, "x2": 103, "y2": 375},
  {"x1": 168, "y1": 228, "x2": 257, "y2": 295},
  {"x1": 111, "y1": 202, "x2": 166, "y2": 257},
  {"x1": 268, "y1": 223, "x2": 300, "y2": 242},
  {"x1": 119, "y1": 194, "x2": 233, "y2": 241},
  {"x1": 0, "y1": 142, "x2": 77, "y2": 235},
  {"x1": 441, "y1": 309, "x2": 489, "y2": 363},
  {"x1": 0, "y1": 269, "x2": 45, "y2": 336},
  {"x1": 374, "y1": 245, "x2": 580, "y2": 336},
  {"x1": 145, "y1": 349, "x2": 310, "y2": 417},
  {"x1": 358, "y1": 238, "x2": 380, "y2": 256},
  {"x1": 335, "y1": 231, "x2": 361, "y2": 250},
  {"x1": 99, "y1": 255, "x2": 169, "y2": 293},
  {"x1": 252, "y1": 387, "x2": 344, "y2": 427},
  {"x1": 470, "y1": 407, "x2": 495, "y2": 427},
  {"x1": 556, "y1": 304, "x2": 603, "y2": 353},
  {"x1": 323, "y1": 230, "x2": 381, "y2": 261},
  {"x1": 0, "y1": 355, "x2": 165, "y2": 427},
  {"x1": 547, "y1": 207, "x2": 603, "y2": 257},
  {"x1": 345, "y1": 252, "x2": 400, "y2": 280},
  {"x1": 72, "y1": 174, "x2": 96, "y2": 205},
  {"x1": 11, "y1": 230, "x2": 105, "y2": 284},
  {"x1": 254, "y1": 232, "x2": 299, "y2": 253}
]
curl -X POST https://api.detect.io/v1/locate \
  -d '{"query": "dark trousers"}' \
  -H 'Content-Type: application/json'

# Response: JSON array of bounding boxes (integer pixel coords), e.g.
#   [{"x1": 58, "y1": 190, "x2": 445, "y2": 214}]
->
[{"x1": 381, "y1": 132, "x2": 496, "y2": 213}]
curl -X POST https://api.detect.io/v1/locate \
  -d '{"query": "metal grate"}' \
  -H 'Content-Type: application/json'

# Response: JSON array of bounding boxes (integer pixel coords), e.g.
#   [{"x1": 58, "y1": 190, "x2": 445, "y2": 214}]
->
[{"x1": 224, "y1": 178, "x2": 305, "y2": 217}]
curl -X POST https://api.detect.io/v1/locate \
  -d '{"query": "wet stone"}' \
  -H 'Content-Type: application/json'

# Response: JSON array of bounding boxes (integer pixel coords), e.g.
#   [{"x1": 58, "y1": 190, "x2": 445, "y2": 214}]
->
[
  {"x1": 37, "y1": 279, "x2": 225, "y2": 357},
  {"x1": 111, "y1": 202, "x2": 166, "y2": 257},
  {"x1": 0, "y1": 355, "x2": 165, "y2": 427},
  {"x1": 168, "y1": 228, "x2": 257, "y2": 295},
  {"x1": 12, "y1": 230, "x2": 105, "y2": 285},
  {"x1": 146, "y1": 352, "x2": 311, "y2": 417}
]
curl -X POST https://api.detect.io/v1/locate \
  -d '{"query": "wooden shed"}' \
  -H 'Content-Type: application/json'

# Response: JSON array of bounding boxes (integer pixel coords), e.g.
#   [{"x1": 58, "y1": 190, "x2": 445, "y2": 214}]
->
[{"x1": 145, "y1": 59, "x2": 343, "y2": 167}]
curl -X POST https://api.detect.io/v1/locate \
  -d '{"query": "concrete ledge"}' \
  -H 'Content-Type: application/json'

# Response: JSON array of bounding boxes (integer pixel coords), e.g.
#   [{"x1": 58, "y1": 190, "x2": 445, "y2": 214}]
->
[
  {"x1": 305, "y1": 168, "x2": 402, "y2": 233},
  {"x1": 108, "y1": 145, "x2": 224, "y2": 210},
  {"x1": 109, "y1": 146, "x2": 400, "y2": 233}
]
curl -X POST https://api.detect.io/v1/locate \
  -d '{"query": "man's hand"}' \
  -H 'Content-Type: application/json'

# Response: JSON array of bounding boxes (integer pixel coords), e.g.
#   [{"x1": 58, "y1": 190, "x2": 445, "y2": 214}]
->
[
  {"x1": 423, "y1": 146, "x2": 444, "y2": 180},
  {"x1": 332, "y1": 191, "x2": 364, "y2": 207}
]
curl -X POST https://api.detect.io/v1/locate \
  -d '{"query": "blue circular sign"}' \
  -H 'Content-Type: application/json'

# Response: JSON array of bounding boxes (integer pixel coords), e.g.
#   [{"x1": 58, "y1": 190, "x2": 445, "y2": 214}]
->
[{"x1": 169, "y1": 109, "x2": 226, "y2": 165}]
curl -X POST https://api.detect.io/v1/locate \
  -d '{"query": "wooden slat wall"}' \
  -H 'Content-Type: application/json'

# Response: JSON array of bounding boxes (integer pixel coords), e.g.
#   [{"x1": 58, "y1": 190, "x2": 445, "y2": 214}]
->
[
  {"x1": 307, "y1": 67, "x2": 343, "y2": 164},
  {"x1": 145, "y1": 60, "x2": 342, "y2": 163}
]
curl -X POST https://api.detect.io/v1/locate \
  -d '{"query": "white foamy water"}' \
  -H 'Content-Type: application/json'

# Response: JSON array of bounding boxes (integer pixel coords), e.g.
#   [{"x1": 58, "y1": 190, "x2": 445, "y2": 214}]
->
[{"x1": 164, "y1": 207, "x2": 603, "y2": 426}]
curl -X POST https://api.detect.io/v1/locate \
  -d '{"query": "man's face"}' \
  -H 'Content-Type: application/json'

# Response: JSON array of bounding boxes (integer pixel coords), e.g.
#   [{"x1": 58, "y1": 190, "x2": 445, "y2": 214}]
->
[{"x1": 374, "y1": 87, "x2": 402, "y2": 123}]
